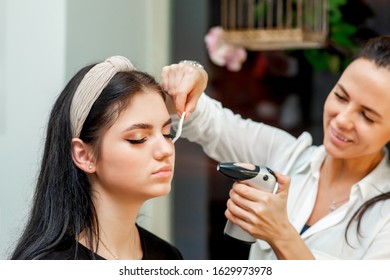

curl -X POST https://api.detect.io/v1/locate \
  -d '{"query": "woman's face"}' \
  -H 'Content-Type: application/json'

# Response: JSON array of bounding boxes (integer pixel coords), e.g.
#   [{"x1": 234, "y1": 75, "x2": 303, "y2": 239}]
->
[
  {"x1": 93, "y1": 91, "x2": 175, "y2": 201},
  {"x1": 323, "y1": 58, "x2": 390, "y2": 160}
]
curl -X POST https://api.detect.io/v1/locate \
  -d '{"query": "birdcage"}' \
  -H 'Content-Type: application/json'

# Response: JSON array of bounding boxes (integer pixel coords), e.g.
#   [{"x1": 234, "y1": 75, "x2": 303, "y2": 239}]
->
[{"x1": 221, "y1": 0, "x2": 328, "y2": 50}]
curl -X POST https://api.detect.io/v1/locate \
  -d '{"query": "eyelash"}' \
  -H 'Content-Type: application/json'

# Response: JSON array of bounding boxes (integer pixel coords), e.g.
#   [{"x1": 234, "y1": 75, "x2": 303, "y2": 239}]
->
[
  {"x1": 127, "y1": 133, "x2": 175, "y2": 144},
  {"x1": 361, "y1": 112, "x2": 374, "y2": 123},
  {"x1": 127, "y1": 138, "x2": 146, "y2": 144},
  {"x1": 334, "y1": 92, "x2": 346, "y2": 101},
  {"x1": 165, "y1": 133, "x2": 175, "y2": 139},
  {"x1": 334, "y1": 92, "x2": 374, "y2": 123}
]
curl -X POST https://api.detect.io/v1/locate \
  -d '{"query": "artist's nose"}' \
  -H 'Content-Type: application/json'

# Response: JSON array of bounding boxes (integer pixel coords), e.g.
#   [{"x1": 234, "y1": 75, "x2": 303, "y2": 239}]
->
[{"x1": 334, "y1": 106, "x2": 355, "y2": 131}]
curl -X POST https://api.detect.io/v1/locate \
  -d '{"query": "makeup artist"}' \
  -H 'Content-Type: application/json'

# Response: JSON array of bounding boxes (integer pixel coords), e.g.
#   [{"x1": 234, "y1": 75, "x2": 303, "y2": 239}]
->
[{"x1": 161, "y1": 36, "x2": 390, "y2": 259}]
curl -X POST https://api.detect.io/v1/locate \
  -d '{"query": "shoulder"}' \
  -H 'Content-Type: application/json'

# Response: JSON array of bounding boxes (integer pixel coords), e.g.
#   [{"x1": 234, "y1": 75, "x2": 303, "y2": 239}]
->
[
  {"x1": 40, "y1": 236, "x2": 102, "y2": 260},
  {"x1": 137, "y1": 225, "x2": 183, "y2": 260}
]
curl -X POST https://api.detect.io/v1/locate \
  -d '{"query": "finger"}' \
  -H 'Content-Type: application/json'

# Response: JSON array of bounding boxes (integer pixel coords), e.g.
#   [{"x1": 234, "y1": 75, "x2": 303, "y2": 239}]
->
[
  {"x1": 175, "y1": 70, "x2": 202, "y2": 113},
  {"x1": 273, "y1": 171, "x2": 291, "y2": 195},
  {"x1": 173, "y1": 90, "x2": 186, "y2": 115},
  {"x1": 183, "y1": 90, "x2": 198, "y2": 115},
  {"x1": 161, "y1": 63, "x2": 206, "y2": 117},
  {"x1": 225, "y1": 203, "x2": 260, "y2": 237},
  {"x1": 161, "y1": 64, "x2": 182, "y2": 95},
  {"x1": 160, "y1": 65, "x2": 174, "y2": 92},
  {"x1": 229, "y1": 187, "x2": 265, "y2": 214},
  {"x1": 226, "y1": 198, "x2": 256, "y2": 225},
  {"x1": 232, "y1": 182, "x2": 264, "y2": 202}
]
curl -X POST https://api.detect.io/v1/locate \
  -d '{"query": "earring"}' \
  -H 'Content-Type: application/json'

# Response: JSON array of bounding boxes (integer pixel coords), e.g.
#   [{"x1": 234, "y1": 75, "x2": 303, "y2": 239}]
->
[{"x1": 88, "y1": 164, "x2": 93, "y2": 169}]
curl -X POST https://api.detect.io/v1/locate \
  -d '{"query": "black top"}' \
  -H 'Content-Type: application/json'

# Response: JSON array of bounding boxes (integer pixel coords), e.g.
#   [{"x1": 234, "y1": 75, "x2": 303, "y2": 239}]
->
[{"x1": 41, "y1": 225, "x2": 183, "y2": 260}]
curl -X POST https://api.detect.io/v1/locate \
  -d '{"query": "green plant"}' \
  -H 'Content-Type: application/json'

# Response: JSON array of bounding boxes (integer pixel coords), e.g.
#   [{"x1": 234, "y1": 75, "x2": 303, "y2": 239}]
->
[{"x1": 303, "y1": 0, "x2": 373, "y2": 74}]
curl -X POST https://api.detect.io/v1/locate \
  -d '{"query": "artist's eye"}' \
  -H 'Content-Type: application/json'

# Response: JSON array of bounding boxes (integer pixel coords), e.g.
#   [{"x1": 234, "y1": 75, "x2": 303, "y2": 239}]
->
[
  {"x1": 127, "y1": 138, "x2": 147, "y2": 144},
  {"x1": 334, "y1": 92, "x2": 347, "y2": 102},
  {"x1": 361, "y1": 112, "x2": 374, "y2": 123}
]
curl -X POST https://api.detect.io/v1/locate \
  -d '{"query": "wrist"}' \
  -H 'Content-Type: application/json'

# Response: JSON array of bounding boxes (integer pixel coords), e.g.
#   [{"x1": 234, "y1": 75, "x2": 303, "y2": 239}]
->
[
  {"x1": 268, "y1": 222, "x2": 296, "y2": 249},
  {"x1": 269, "y1": 224, "x2": 315, "y2": 260}
]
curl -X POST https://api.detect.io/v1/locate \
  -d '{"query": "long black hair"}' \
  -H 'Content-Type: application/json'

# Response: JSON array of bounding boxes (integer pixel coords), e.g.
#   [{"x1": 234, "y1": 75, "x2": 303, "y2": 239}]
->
[
  {"x1": 10, "y1": 62, "x2": 165, "y2": 259},
  {"x1": 346, "y1": 35, "x2": 390, "y2": 241}
]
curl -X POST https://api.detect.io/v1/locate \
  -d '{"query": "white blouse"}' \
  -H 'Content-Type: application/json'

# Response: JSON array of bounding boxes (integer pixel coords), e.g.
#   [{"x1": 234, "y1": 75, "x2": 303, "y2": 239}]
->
[{"x1": 176, "y1": 94, "x2": 390, "y2": 260}]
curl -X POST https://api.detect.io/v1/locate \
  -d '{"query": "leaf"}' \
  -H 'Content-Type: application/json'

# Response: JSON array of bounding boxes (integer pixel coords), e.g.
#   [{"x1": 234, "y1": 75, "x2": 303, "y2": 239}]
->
[
  {"x1": 304, "y1": 50, "x2": 330, "y2": 72},
  {"x1": 329, "y1": 0, "x2": 347, "y2": 8},
  {"x1": 330, "y1": 22, "x2": 357, "y2": 48},
  {"x1": 328, "y1": 9, "x2": 342, "y2": 24},
  {"x1": 331, "y1": 22, "x2": 357, "y2": 36},
  {"x1": 328, "y1": 55, "x2": 341, "y2": 74}
]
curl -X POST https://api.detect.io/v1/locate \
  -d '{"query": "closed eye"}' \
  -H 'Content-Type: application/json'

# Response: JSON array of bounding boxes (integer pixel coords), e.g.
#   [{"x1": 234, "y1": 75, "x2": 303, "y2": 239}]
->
[
  {"x1": 164, "y1": 133, "x2": 175, "y2": 140},
  {"x1": 361, "y1": 112, "x2": 374, "y2": 123},
  {"x1": 127, "y1": 138, "x2": 147, "y2": 144},
  {"x1": 334, "y1": 92, "x2": 347, "y2": 102}
]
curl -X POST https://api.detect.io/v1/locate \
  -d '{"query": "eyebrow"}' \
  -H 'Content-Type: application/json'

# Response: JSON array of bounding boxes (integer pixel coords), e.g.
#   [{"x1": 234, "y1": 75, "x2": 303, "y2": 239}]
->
[
  {"x1": 337, "y1": 83, "x2": 382, "y2": 119},
  {"x1": 123, "y1": 118, "x2": 172, "y2": 132}
]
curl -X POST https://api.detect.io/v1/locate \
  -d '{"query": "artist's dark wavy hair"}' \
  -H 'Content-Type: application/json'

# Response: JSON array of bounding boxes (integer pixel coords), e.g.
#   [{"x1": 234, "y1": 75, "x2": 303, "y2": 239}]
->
[
  {"x1": 346, "y1": 35, "x2": 390, "y2": 242},
  {"x1": 10, "y1": 62, "x2": 165, "y2": 259}
]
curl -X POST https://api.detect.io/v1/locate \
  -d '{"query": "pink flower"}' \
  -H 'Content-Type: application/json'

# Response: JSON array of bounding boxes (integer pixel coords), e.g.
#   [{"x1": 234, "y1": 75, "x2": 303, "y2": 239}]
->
[{"x1": 204, "y1": 26, "x2": 247, "y2": 72}]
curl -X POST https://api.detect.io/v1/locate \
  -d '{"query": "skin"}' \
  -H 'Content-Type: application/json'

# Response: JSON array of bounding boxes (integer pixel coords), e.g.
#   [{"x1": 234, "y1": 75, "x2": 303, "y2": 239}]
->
[
  {"x1": 72, "y1": 90, "x2": 175, "y2": 259},
  {"x1": 323, "y1": 59, "x2": 390, "y2": 161},
  {"x1": 161, "y1": 58, "x2": 390, "y2": 259},
  {"x1": 161, "y1": 62, "x2": 208, "y2": 117},
  {"x1": 92, "y1": 91, "x2": 175, "y2": 203},
  {"x1": 308, "y1": 58, "x2": 390, "y2": 226}
]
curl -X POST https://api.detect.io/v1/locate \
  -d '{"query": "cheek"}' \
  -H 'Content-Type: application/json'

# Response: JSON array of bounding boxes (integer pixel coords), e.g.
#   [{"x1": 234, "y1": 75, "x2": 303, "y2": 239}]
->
[
  {"x1": 98, "y1": 145, "x2": 144, "y2": 184},
  {"x1": 110, "y1": 148, "x2": 147, "y2": 176},
  {"x1": 323, "y1": 99, "x2": 332, "y2": 124},
  {"x1": 363, "y1": 128, "x2": 390, "y2": 147},
  {"x1": 323, "y1": 96, "x2": 335, "y2": 115}
]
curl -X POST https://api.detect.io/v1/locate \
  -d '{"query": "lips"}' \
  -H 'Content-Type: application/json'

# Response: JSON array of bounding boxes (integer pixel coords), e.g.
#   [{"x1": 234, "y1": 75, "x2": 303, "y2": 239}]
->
[
  {"x1": 152, "y1": 166, "x2": 173, "y2": 177},
  {"x1": 153, "y1": 166, "x2": 172, "y2": 173},
  {"x1": 330, "y1": 127, "x2": 353, "y2": 143}
]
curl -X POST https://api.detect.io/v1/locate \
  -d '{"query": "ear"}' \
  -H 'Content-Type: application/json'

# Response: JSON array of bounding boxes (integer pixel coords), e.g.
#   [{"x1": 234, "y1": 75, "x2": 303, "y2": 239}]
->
[{"x1": 71, "y1": 138, "x2": 96, "y2": 173}]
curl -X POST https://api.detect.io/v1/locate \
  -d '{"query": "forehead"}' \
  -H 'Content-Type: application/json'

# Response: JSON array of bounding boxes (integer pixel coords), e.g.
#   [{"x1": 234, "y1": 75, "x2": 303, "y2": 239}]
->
[
  {"x1": 114, "y1": 91, "x2": 169, "y2": 127},
  {"x1": 338, "y1": 59, "x2": 390, "y2": 114}
]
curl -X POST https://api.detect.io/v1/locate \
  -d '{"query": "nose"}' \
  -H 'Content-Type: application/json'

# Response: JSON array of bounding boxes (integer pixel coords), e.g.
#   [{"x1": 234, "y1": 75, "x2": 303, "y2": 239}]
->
[
  {"x1": 334, "y1": 107, "x2": 354, "y2": 130},
  {"x1": 153, "y1": 135, "x2": 175, "y2": 160}
]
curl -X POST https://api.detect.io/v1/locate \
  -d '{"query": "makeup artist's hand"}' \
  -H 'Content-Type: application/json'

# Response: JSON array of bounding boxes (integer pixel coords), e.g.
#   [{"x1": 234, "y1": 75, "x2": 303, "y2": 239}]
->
[
  {"x1": 225, "y1": 171, "x2": 293, "y2": 244},
  {"x1": 160, "y1": 61, "x2": 208, "y2": 117}
]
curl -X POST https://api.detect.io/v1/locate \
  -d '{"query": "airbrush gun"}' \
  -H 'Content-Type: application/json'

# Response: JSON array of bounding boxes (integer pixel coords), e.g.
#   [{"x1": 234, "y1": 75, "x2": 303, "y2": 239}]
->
[{"x1": 217, "y1": 162, "x2": 277, "y2": 243}]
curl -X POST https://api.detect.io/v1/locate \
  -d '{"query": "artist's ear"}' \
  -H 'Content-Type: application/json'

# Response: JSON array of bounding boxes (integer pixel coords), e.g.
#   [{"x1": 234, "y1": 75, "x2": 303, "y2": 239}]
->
[{"x1": 71, "y1": 138, "x2": 96, "y2": 173}]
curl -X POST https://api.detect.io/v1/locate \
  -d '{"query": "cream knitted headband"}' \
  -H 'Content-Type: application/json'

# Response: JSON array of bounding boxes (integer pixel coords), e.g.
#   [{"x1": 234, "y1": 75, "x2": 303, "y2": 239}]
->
[{"x1": 70, "y1": 55, "x2": 135, "y2": 137}]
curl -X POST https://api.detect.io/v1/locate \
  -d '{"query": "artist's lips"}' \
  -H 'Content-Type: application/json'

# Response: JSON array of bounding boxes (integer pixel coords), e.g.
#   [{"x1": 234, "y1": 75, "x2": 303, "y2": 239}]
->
[{"x1": 330, "y1": 127, "x2": 353, "y2": 143}]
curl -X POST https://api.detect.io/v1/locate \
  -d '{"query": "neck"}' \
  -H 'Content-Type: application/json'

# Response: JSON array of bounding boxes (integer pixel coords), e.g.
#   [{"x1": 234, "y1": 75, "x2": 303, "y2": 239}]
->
[
  {"x1": 323, "y1": 151, "x2": 383, "y2": 183},
  {"x1": 319, "y1": 151, "x2": 383, "y2": 213},
  {"x1": 80, "y1": 188, "x2": 144, "y2": 260}
]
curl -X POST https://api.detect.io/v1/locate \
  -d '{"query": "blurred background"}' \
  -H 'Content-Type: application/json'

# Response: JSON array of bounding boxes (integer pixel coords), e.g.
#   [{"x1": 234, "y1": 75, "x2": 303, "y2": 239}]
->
[{"x1": 0, "y1": 0, "x2": 389, "y2": 259}]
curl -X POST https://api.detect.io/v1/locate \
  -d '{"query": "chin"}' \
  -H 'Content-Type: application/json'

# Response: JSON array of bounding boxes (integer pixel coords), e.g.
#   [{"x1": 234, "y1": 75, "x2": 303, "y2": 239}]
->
[
  {"x1": 324, "y1": 142, "x2": 358, "y2": 160},
  {"x1": 323, "y1": 140, "x2": 342, "y2": 158},
  {"x1": 160, "y1": 186, "x2": 172, "y2": 196},
  {"x1": 150, "y1": 183, "x2": 172, "y2": 198}
]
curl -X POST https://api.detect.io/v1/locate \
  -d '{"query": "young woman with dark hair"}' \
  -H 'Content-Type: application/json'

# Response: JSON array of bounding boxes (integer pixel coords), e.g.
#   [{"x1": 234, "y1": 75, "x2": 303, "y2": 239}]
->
[{"x1": 10, "y1": 56, "x2": 207, "y2": 260}]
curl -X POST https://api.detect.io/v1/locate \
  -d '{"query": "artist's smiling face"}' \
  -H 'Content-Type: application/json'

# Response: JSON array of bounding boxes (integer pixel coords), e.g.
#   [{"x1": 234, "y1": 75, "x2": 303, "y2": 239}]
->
[
  {"x1": 323, "y1": 58, "x2": 390, "y2": 160},
  {"x1": 94, "y1": 90, "x2": 175, "y2": 201}
]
